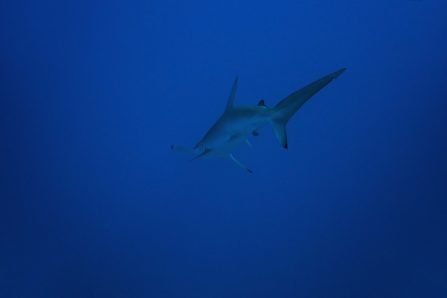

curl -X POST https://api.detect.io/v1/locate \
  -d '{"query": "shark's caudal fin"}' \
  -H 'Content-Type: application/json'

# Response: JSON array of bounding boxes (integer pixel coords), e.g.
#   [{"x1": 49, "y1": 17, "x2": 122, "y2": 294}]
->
[
  {"x1": 272, "y1": 121, "x2": 288, "y2": 149},
  {"x1": 225, "y1": 76, "x2": 239, "y2": 111},
  {"x1": 271, "y1": 68, "x2": 346, "y2": 148}
]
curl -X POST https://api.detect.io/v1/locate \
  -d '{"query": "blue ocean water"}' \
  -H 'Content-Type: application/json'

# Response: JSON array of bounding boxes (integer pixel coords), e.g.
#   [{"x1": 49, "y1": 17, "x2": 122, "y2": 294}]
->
[{"x1": 1, "y1": 0, "x2": 447, "y2": 297}]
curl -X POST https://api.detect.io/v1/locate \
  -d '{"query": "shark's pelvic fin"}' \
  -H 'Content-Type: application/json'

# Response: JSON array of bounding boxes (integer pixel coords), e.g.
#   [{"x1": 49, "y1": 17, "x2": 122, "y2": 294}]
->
[
  {"x1": 229, "y1": 154, "x2": 253, "y2": 174},
  {"x1": 225, "y1": 76, "x2": 239, "y2": 111}
]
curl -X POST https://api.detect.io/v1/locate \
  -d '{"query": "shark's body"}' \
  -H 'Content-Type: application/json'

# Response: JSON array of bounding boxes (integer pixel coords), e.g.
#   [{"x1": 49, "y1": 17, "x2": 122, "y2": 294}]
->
[{"x1": 172, "y1": 68, "x2": 346, "y2": 173}]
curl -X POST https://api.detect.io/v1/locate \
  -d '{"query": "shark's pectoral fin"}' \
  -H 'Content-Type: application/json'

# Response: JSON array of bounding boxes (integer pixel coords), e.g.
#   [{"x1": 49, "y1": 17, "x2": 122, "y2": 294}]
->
[
  {"x1": 272, "y1": 121, "x2": 288, "y2": 149},
  {"x1": 229, "y1": 154, "x2": 253, "y2": 174}
]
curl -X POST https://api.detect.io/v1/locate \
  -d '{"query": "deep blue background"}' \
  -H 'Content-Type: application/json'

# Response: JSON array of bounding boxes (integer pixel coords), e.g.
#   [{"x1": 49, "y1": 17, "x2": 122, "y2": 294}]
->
[{"x1": 1, "y1": 0, "x2": 447, "y2": 297}]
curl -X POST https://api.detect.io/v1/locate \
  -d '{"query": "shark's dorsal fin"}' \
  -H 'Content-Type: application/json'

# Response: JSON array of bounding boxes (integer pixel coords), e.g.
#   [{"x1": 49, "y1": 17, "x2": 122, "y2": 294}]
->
[
  {"x1": 225, "y1": 76, "x2": 239, "y2": 111},
  {"x1": 257, "y1": 99, "x2": 266, "y2": 107}
]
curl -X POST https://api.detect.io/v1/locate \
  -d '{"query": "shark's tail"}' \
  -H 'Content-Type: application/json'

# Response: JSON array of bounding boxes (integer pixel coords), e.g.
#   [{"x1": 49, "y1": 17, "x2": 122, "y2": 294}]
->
[{"x1": 270, "y1": 68, "x2": 346, "y2": 148}]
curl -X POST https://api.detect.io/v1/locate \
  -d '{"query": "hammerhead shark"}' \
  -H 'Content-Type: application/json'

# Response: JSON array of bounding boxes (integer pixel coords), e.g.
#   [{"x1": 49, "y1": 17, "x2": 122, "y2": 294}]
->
[{"x1": 171, "y1": 68, "x2": 346, "y2": 173}]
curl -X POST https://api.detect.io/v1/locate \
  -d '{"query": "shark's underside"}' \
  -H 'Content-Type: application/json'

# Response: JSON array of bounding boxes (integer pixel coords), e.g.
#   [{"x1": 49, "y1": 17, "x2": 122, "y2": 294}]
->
[{"x1": 171, "y1": 68, "x2": 346, "y2": 173}]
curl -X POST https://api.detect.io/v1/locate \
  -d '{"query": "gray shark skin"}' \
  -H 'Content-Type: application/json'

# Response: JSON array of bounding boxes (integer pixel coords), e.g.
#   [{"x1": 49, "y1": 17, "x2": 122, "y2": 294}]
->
[{"x1": 171, "y1": 68, "x2": 346, "y2": 173}]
